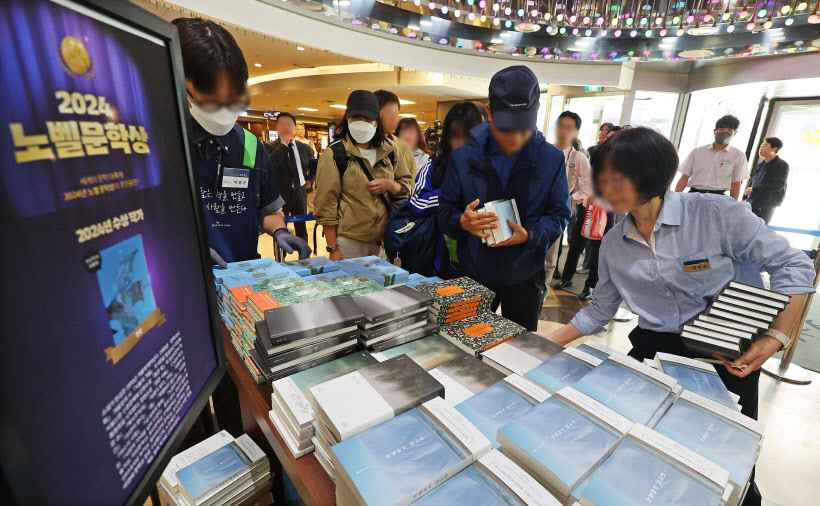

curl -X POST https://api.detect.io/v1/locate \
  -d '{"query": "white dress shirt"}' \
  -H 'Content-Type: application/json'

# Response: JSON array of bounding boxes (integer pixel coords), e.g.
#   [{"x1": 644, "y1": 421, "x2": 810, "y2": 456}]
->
[
  {"x1": 288, "y1": 141, "x2": 306, "y2": 188},
  {"x1": 679, "y1": 143, "x2": 749, "y2": 191}
]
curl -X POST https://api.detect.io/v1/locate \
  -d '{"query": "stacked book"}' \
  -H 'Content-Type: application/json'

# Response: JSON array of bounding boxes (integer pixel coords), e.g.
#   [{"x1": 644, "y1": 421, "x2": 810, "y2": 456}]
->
[
  {"x1": 270, "y1": 351, "x2": 379, "y2": 459},
  {"x1": 570, "y1": 424, "x2": 734, "y2": 506},
  {"x1": 683, "y1": 281, "x2": 789, "y2": 359},
  {"x1": 415, "y1": 276, "x2": 496, "y2": 324},
  {"x1": 498, "y1": 386, "x2": 634, "y2": 503},
  {"x1": 455, "y1": 373, "x2": 551, "y2": 448},
  {"x1": 412, "y1": 449, "x2": 563, "y2": 506},
  {"x1": 158, "y1": 431, "x2": 271, "y2": 506},
  {"x1": 576, "y1": 340, "x2": 623, "y2": 361},
  {"x1": 330, "y1": 397, "x2": 491, "y2": 505},
  {"x1": 654, "y1": 352, "x2": 741, "y2": 411},
  {"x1": 405, "y1": 273, "x2": 443, "y2": 288},
  {"x1": 336, "y1": 255, "x2": 409, "y2": 286},
  {"x1": 653, "y1": 390, "x2": 765, "y2": 506},
  {"x1": 479, "y1": 198, "x2": 521, "y2": 246},
  {"x1": 439, "y1": 312, "x2": 526, "y2": 357},
  {"x1": 308, "y1": 355, "x2": 444, "y2": 470},
  {"x1": 281, "y1": 257, "x2": 339, "y2": 276},
  {"x1": 523, "y1": 347, "x2": 602, "y2": 394},
  {"x1": 481, "y1": 331, "x2": 565, "y2": 375},
  {"x1": 255, "y1": 295, "x2": 366, "y2": 381},
  {"x1": 353, "y1": 285, "x2": 438, "y2": 351}
]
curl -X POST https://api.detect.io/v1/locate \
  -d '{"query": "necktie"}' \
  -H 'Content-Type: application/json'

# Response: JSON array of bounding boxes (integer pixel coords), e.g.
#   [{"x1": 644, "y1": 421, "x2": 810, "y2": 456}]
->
[{"x1": 287, "y1": 142, "x2": 300, "y2": 189}]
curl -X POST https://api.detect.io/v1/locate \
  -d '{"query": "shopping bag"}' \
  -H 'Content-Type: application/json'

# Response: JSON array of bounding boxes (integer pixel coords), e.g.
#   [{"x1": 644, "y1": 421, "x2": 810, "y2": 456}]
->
[{"x1": 581, "y1": 204, "x2": 608, "y2": 240}]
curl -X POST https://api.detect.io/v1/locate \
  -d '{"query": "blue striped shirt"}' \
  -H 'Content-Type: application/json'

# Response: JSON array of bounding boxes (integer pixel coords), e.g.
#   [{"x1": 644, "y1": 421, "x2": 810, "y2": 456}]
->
[
  {"x1": 571, "y1": 191, "x2": 815, "y2": 335},
  {"x1": 409, "y1": 158, "x2": 438, "y2": 215}
]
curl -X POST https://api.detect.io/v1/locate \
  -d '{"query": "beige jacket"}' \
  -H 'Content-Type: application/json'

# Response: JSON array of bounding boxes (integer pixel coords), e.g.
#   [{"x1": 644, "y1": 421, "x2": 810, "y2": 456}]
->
[{"x1": 314, "y1": 135, "x2": 412, "y2": 242}]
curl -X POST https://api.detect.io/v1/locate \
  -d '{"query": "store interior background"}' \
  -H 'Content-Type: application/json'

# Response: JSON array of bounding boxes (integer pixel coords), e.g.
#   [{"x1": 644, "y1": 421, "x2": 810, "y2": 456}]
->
[{"x1": 133, "y1": 1, "x2": 820, "y2": 504}]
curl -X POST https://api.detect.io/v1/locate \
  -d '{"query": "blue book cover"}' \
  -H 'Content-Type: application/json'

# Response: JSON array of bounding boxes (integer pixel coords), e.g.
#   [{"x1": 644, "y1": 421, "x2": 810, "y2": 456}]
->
[
  {"x1": 96, "y1": 235, "x2": 157, "y2": 346},
  {"x1": 654, "y1": 399, "x2": 761, "y2": 490},
  {"x1": 220, "y1": 265, "x2": 300, "y2": 290},
  {"x1": 406, "y1": 275, "x2": 445, "y2": 288},
  {"x1": 337, "y1": 255, "x2": 409, "y2": 286},
  {"x1": 573, "y1": 438, "x2": 725, "y2": 506},
  {"x1": 224, "y1": 258, "x2": 275, "y2": 272},
  {"x1": 455, "y1": 382, "x2": 537, "y2": 448},
  {"x1": 523, "y1": 351, "x2": 596, "y2": 393},
  {"x1": 301, "y1": 270, "x2": 352, "y2": 283},
  {"x1": 282, "y1": 257, "x2": 339, "y2": 277},
  {"x1": 659, "y1": 362, "x2": 737, "y2": 410},
  {"x1": 412, "y1": 465, "x2": 520, "y2": 506},
  {"x1": 498, "y1": 396, "x2": 622, "y2": 492},
  {"x1": 573, "y1": 360, "x2": 671, "y2": 424},
  {"x1": 176, "y1": 442, "x2": 251, "y2": 502},
  {"x1": 488, "y1": 199, "x2": 520, "y2": 242},
  {"x1": 332, "y1": 408, "x2": 470, "y2": 505},
  {"x1": 576, "y1": 345, "x2": 608, "y2": 361}
]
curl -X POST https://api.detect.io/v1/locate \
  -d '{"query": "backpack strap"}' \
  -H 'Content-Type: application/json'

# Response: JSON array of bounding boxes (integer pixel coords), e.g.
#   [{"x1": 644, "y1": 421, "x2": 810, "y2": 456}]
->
[
  {"x1": 353, "y1": 157, "x2": 391, "y2": 212},
  {"x1": 329, "y1": 140, "x2": 348, "y2": 181},
  {"x1": 242, "y1": 128, "x2": 257, "y2": 167}
]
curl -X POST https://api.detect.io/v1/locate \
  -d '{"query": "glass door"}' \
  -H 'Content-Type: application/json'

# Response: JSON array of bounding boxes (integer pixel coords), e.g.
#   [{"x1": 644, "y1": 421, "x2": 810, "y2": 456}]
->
[{"x1": 759, "y1": 98, "x2": 820, "y2": 251}]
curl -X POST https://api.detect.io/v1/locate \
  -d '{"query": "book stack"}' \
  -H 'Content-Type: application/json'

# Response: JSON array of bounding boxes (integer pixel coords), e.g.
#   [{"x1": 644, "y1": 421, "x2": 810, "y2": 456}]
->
[
  {"x1": 336, "y1": 255, "x2": 409, "y2": 286},
  {"x1": 683, "y1": 281, "x2": 789, "y2": 359},
  {"x1": 481, "y1": 331, "x2": 565, "y2": 375},
  {"x1": 523, "y1": 347, "x2": 602, "y2": 393},
  {"x1": 353, "y1": 285, "x2": 438, "y2": 350},
  {"x1": 282, "y1": 256, "x2": 339, "y2": 276},
  {"x1": 330, "y1": 397, "x2": 492, "y2": 505},
  {"x1": 571, "y1": 424, "x2": 734, "y2": 506},
  {"x1": 255, "y1": 295, "x2": 366, "y2": 381},
  {"x1": 455, "y1": 374, "x2": 550, "y2": 448},
  {"x1": 413, "y1": 449, "x2": 563, "y2": 506},
  {"x1": 571, "y1": 353, "x2": 679, "y2": 424},
  {"x1": 654, "y1": 353, "x2": 741, "y2": 411},
  {"x1": 653, "y1": 390, "x2": 765, "y2": 506},
  {"x1": 269, "y1": 351, "x2": 379, "y2": 459},
  {"x1": 440, "y1": 312, "x2": 526, "y2": 357},
  {"x1": 479, "y1": 198, "x2": 521, "y2": 246},
  {"x1": 498, "y1": 387, "x2": 633, "y2": 503},
  {"x1": 160, "y1": 432, "x2": 271, "y2": 506},
  {"x1": 415, "y1": 276, "x2": 496, "y2": 324},
  {"x1": 405, "y1": 273, "x2": 443, "y2": 288},
  {"x1": 576, "y1": 340, "x2": 623, "y2": 361},
  {"x1": 308, "y1": 355, "x2": 444, "y2": 464}
]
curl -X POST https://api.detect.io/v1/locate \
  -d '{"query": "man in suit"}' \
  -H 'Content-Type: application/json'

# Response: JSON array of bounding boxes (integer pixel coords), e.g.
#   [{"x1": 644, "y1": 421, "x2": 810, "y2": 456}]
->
[
  {"x1": 266, "y1": 112, "x2": 315, "y2": 242},
  {"x1": 745, "y1": 137, "x2": 789, "y2": 224}
]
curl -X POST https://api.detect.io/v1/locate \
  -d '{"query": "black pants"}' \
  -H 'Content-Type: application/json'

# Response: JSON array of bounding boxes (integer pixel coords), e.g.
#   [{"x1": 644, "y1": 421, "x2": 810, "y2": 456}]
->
[
  {"x1": 751, "y1": 205, "x2": 775, "y2": 224},
  {"x1": 489, "y1": 269, "x2": 546, "y2": 331},
  {"x1": 627, "y1": 327, "x2": 762, "y2": 506},
  {"x1": 689, "y1": 188, "x2": 727, "y2": 195},
  {"x1": 561, "y1": 204, "x2": 614, "y2": 288},
  {"x1": 282, "y1": 187, "x2": 308, "y2": 242}
]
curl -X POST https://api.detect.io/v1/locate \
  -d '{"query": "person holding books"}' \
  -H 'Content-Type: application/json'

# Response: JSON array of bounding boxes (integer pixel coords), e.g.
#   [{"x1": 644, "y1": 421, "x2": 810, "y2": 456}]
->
[
  {"x1": 540, "y1": 127, "x2": 814, "y2": 505},
  {"x1": 438, "y1": 66, "x2": 571, "y2": 330},
  {"x1": 173, "y1": 18, "x2": 310, "y2": 264}
]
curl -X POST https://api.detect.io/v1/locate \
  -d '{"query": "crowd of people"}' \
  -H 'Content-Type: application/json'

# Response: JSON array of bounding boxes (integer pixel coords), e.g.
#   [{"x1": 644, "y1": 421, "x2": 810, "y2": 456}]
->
[{"x1": 175, "y1": 23, "x2": 814, "y2": 504}]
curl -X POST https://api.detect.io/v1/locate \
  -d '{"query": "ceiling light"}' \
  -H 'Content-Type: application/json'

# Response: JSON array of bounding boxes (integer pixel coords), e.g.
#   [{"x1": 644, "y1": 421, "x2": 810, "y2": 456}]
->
[
  {"x1": 330, "y1": 104, "x2": 347, "y2": 109},
  {"x1": 399, "y1": 113, "x2": 417, "y2": 117},
  {"x1": 254, "y1": 63, "x2": 261, "y2": 67},
  {"x1": 338, "y1": 0, "x2": 350, "y2": 5},
  {"x1": 420, "y1": 20, "x2": 433, "y2": 26},
  {"x1": 399, "y1": 99, "x2": 415, "y2": 105},
  {"x1": 417, "y1": 121, "x2": 426, "y2": 124},
  {"x1": 297, "y1": 46, "x2": 305, "y2": 50},
  {"x1": 501, "y1": 32, "x2": 511, "y2": 37},
  {"x1": 297, "y1": 107, "x2": 318, "y2": 112},
  {"x1": 491, "y1": 38, "x2": 503, "y2": 43}
]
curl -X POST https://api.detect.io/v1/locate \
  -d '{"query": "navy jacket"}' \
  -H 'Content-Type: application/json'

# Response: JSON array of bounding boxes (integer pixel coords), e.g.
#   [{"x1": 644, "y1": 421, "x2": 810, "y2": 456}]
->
[{"x1": 438, "y1": 122, "x2": 571, "y2": 287}]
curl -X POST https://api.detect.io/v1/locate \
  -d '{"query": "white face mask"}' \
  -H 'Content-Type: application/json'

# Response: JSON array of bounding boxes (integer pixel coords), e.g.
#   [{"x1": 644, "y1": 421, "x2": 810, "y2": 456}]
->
[
  {"x1": 348, "y1": 120, "x2": 377, "y2": 145},
  {"x1": 189, "y1": 100, "x2": 244, "y2": 137}
]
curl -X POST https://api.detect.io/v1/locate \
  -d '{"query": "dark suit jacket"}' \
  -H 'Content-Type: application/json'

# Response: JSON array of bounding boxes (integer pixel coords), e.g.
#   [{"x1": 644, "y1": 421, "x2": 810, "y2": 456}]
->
[
  {"x1": 746, "y1": 156, "x2": 789, "y2": 209},
  {"x1": 265, "y1": 139, "x2": 315, "y2": 201}
]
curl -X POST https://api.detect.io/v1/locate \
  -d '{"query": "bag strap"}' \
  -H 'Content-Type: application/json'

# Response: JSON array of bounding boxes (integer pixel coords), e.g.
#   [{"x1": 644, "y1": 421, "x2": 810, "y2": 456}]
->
[
  {"x1": 242, "y1": 128, "x2": 257, "y2": 167},
  {"x1": 353, "y1": 157, "x2": 391, "y2": 212},
  {"x1": 329, "y1": 140, "x2": 348, "y2": 181}
]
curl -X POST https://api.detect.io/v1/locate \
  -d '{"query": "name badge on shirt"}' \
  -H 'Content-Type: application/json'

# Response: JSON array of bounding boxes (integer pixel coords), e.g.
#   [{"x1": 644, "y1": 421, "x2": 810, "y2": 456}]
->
[
  {"x1": 222, "y1": 168, "x2": 250, "y2": 188},
  {"x1": 683, "y1": 258, "x2": 710, "y2": 272}
]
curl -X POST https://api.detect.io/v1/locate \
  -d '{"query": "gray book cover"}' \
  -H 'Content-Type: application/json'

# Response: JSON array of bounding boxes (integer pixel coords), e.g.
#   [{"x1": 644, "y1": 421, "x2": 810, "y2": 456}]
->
[
  {"x1": 358, "y1": 355, "x2": 444, "y2": 415},
  {"x1": 261, "y1": 294, "x2": 365, "y2": 348},
  {"x1": 376, "y1": 333, "x2": 470, "y2": 370},
  {"x1": 506, "y1": 331, "x2": 565, "y2": 362},
  {"x1": 353, "y1": 285, "x2": 433, "y2": 323},
  {"x1": 434, "y1": 354, "x2": 505, "y2": 395},
  {"x1": 360, "y1": 312, "x2": 429, "y2": 339},
  {"x1": 365, "y1": 321, "x2": 440, "y2": 351}
]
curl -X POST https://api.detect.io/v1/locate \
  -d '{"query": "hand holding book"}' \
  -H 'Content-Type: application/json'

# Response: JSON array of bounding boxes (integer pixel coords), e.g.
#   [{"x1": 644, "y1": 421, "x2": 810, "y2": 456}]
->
[
  {"x1": 491, "y1": 219, "x2": 528, "y2": 247},
  {"x1": 712, "y1": 335, "x2": 781, "y2": 378},
  {"x1": 459, "y1": 199, "x2": 498, "y2": 239}
]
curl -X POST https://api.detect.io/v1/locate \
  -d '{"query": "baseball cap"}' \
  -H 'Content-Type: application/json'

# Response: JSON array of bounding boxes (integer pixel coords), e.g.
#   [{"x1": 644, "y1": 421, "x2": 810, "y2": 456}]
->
[
  {"x1": 488, "y1": 65, "x2": 540, "y2": 130},
  {"x1": 345, "y1": 90, "x2": 380, "y2": 121}
]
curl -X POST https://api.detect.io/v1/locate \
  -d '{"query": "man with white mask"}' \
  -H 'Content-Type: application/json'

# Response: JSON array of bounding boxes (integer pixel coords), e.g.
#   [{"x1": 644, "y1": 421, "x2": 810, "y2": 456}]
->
[
  {"x1": 173, "y1": 18, "x2": 310, "y2": 265},
  {"x1": 314, "y1": 90, "x2": 412, "y2": 260}
]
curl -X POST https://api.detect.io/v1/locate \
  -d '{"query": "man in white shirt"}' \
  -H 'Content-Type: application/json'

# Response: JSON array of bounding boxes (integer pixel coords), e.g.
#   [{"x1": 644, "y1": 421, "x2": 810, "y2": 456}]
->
[{"x1": 675, "y1": 115, "x2": 749, "y2": 200}]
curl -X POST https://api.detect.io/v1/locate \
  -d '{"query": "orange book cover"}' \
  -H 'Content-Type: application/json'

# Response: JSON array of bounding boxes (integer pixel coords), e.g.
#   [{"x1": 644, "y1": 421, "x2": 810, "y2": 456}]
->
[
  {"x1": 247, "y1": 291, "x2": 282, "y2": 312},
  {"x1": 229, "y1": 285, "x2": 254, "y2": 305}
]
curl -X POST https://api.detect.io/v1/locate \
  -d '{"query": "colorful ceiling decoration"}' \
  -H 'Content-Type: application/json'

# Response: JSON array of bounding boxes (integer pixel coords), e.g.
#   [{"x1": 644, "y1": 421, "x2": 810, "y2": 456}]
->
[{"x1": 281, "y1": 0, "x2": 820, "y2": 60}]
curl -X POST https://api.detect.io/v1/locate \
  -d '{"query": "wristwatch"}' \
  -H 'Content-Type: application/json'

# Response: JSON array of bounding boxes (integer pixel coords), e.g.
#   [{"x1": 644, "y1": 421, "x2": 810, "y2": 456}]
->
[
  {"x1": 326, "y1": 244, "x2": 339, "y2": 253},
  {"x1": 761, "y1": 328, "x2": 791, "y2": 350}
]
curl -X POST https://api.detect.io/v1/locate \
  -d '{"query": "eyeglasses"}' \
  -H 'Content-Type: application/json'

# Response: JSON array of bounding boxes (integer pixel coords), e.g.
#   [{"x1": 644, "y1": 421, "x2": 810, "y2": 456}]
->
[{"x1": 187, "y1": 90, "x2": 250, "y2": 112}]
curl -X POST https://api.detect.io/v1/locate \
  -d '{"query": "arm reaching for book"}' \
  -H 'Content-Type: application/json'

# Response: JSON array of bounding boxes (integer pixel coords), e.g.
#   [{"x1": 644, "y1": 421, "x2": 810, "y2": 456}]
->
[{"x1": 535, "y1": 323, "x2": 584, "y2": 346}]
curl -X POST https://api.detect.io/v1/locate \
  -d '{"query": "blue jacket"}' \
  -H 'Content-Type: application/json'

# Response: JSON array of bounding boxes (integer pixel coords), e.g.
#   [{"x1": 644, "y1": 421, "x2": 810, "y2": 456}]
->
[{"x1": 438, "y1": 122, "x2": 571, "y2": 287}]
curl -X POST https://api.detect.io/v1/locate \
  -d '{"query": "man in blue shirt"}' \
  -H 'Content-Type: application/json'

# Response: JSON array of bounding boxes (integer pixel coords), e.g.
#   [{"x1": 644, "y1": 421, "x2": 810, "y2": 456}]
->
[{"x1": 438, "y1": 66, "x2": 571, "y2": 330}]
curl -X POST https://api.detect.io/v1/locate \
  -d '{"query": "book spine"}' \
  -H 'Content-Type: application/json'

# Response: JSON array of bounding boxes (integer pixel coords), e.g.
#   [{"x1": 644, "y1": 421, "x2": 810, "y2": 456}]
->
[
  {"x1": 562, "y1": 347, "x2": 603, "y2": 367},
  {"x1": 267, "y1": 330, "x2": 357, "y2": 367},
  {"x1": 269, "y1": 346, "x2": 357, "y2": 381},
  {"x1": 273, "y1": 377, "x2": 314, "y2": 427},
  {"x1": 503, "y1": 374, "x2": 551, "y2": 403},
  {"x1": 679, "y1": 390, "x2": 765, "y2": 434},
  {"x1": 477, "y1": 449, "x2": 558, "y2": 506},
  {"x1": 421, "y1": 396, "x2": 491, "y2": 457},
  {"x1": 607, "y1": 351, "x2": 677, "y2": 389}
]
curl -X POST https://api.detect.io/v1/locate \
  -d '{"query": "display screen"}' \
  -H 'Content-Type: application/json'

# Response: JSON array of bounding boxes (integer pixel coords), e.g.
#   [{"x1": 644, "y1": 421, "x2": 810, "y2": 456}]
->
[{"x1": 0, "y1": 0, "x2": 222, "y2": 503}]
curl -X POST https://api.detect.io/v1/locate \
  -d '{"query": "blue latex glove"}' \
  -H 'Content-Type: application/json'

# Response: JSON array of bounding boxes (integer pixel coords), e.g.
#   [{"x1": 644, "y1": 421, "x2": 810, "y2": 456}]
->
[
  {"x1": 210, "y1": 247, "x2": 228, "y2": 268},
  {"x1": 273, "y1": 228, "x2": 311, "y2": 259}
]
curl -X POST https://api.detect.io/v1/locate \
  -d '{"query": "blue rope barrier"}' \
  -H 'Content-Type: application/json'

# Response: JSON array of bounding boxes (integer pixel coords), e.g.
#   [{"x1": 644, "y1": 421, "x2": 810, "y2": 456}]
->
[{"x1": 285, "y1": 214, "x2": 314, "y2": 224}]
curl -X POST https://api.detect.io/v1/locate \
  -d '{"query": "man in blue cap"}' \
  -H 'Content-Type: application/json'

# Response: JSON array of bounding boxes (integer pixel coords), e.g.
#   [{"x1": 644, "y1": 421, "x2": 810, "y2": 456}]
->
[{"x1": 438, "y1": 65, "x2": 571, "y2": 330}]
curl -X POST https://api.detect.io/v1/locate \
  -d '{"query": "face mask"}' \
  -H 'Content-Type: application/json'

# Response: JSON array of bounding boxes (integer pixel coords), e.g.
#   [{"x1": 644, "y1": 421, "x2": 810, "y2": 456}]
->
[
  {"x1": 348, "y1": 120, "x2": 377, "y2": 144},
  {"x1": 189, "y1": 101, "x2": 243, "y2": 137},
  {"x1": 714, "y1": 132, "x2": 734, "y2": 145}
]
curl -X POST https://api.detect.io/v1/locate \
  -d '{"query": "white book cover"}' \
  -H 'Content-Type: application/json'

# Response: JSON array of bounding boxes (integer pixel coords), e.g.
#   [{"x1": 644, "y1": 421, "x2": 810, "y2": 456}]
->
[
  {"x1": 273, "y1": 377, "x2": 314, "y2": 428},
  {"x1": 428, "y1": 367, "x2": 476, "y2": 406},
  {"x1": 504, "y1": 373, "x2": 552, "y2": 403},
  {"x1": 160, "y1": 431, "x2": 234, "y2": 493},
  {"x1": 268, "y1": 409, "x2": 315, "y2": 458},
  {"x1": 270, "y1": 394, "x2": 313, "y2": 445},
  {"x1": 607, "y1": 352, "x2": 677, "y2": 390},
  {"x1": 481, "y1": 342, "x2": 542, "y2": 375},
  {"x1": 478, "y1": 449, "x2": 563, "y2": 506},
  {"x1": 556, "y1": 387, "x2": 633, "y2": 435},
  {"x1": 678, "y1": 390, "x2": 765, "y2": 435},
  {"x1": 563, "y1": 346, "x2": 603, "y2": 368},
  {"x1": 422, "y1": 396, "x2": 492, "y2": 457},
  {"x1": 309, "y1": 371, "x2": 394, "y2": 441},
  {"x1": 655, "y1": 352, "x2": 717, "y2": 374}
]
